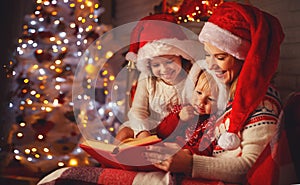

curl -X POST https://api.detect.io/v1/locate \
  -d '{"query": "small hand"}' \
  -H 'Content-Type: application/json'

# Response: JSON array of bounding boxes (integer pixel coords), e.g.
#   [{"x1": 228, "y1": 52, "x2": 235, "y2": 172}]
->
[
  {"x1": 136, "y1": 130, "x2": 151, "y2": 139},
  {"x1": 144, "y1": 142, "x2": 193, "y2": 175},
  {"x1": 179, "y1": 105, "x2": 196, "y2": 122}
]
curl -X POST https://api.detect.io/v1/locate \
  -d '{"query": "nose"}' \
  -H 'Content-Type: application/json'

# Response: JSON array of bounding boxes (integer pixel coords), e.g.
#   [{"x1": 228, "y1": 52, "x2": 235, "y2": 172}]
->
[
  {"x1": 160, "y1": 63, "x2": 169, "y2": 73},
  {"x1": 198, "y1": 97, "x2": 206, "y2": 107}
]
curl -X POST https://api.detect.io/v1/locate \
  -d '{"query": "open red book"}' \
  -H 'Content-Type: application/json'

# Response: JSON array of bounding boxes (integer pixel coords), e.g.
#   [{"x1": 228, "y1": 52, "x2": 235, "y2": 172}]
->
[{"x1": 80, "y1": 135, "x2": 163, "y2": 171}]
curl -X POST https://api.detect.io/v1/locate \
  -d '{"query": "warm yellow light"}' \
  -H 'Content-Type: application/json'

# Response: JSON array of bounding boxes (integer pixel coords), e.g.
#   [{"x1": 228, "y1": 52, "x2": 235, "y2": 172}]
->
[
  {"x1": 50, "y1": 37, "x2": 56, "y2": 41},
  {"x1": 172, "y1": 6, "x2": 179, "y2": 12},
  {"x1": 32, "y1": 148, "x2": 37, "y2": 152},
  {"x1": 105, "y1": 51, "x2": 114, "y2": 59},
  {"x1": 70, "y1": 23, "x2": 76, "y2": 28},
  {"x1": 53, "y1": 99, "x2": 59, "y2": 106},
  {"x1": 104, "y1": 90, "x2": 109, "y2": 95},
  {"x1": 45, "y1": 107, "x2": 53, "y2": 112},
  {"x1": 86, "y1": 1, "x2": 93, "y2": 7},
  {"x1": 55, "y1": 60, "x2": 62, "y2": 65},
  {"x1": 109, "y1": 75, "x2": 115, "y2": 81},
  {"x1": 33, "y1": 64, "x2": 39, "y2": 69},
  {"x1": 35, "y1": 94, "x2": 41, "y2": 98},
  {"x1": 43, "y1": 148, "x2": 50, "y2": 152},
  {"x1": 15, "y1": 155, "x2": 21, "y2": 160},
  {"x1": 109, "y1": 127, "x2": 114, "y2": 132},
  {"x1": 37, "y1": 134, "x2": 44, "y2": 140},
  {"x1": 36, "y1": 49, "x2": 43, "y2": 54},
  {"x1": 51, "y1": 11, "x2": 58, "y2": 16},
  {"x1": 61, "y1": 47, "x2": 67, "y2": 52},
  {"x1": 85, "y1": 64, "x2": 97, "y2": 74},
  {"x1": 69, "y1": 158, "x2": 78, "y2": 166},
  {"x1": 26, "y1": 99, "x2": 33, "y2": 105},
  {"x1": 24, "y1": 78, "x2": 29, "y2": 83},
  {"x1": 35, "y1": 154, "x2": 40, "y2": 158},
  {"x1": 20, "y1": 122, "x2": 26, "y2": 127},
  {"x1": 25, "y1": 149, "x2": 31, "y2": 154},
  {"x1": 58, "y1": 162, "x2": 65, "y2": 167},
  {"x1": 70, "y1": 3, "x2": 75, "y2": 8},
  {"x1": 17, "y1": 132, "x2": 23, "y2": 138},
  {"x1": 102, "y1": 70, "x2": 108, "y2": 76},
  {"x1": 55, "y1": 68, "x2": 63, "y2": 73},
  {"x1": 55, "y1": 84, "x2": 61, "y2": 89}
]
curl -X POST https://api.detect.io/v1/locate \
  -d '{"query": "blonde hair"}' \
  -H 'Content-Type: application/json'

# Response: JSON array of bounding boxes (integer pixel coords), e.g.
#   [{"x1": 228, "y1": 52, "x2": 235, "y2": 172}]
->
[{"x1": 195, "y1": 70, "x2": 219, "y2": 97}]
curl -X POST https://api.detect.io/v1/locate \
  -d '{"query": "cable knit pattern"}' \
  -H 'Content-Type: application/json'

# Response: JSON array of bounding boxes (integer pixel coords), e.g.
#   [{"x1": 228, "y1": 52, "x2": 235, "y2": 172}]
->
[{"x1": 192, "y1": 86, "x2": 282, "y2": 183}]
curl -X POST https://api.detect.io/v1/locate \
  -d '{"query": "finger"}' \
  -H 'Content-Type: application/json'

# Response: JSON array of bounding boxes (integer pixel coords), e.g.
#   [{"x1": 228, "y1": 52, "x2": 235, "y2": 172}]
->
[
  {"x1": 147, "y1": 145, "x2": 176, "y2": 154},
  {"x1": 144, "y1": 151, "x2": 169, "y2": 162},
  {"x1": 153, "y1": 159, "x2": 171, "y2": 172},
  {"x1": 163, "y1": 142, "x2": 180, "y2": 149}
]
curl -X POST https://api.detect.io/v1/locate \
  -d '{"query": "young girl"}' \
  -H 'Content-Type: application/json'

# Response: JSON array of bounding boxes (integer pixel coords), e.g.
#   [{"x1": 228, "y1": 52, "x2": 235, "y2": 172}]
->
[
  {"x1": 114, "y1": 14, "x2": 204, "y2": 143},
  {"x1": 156, "y1": 67, "x2": 224, "y2": 156}
]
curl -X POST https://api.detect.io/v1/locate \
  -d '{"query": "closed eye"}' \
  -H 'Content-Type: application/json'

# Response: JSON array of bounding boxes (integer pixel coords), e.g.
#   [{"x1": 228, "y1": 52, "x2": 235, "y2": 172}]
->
[{"x1": 196, "y1": 91, "x2": 202, "y2": 95}]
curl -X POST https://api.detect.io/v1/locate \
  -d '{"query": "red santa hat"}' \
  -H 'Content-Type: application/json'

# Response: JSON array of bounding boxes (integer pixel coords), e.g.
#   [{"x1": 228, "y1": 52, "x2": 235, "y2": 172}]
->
[
  {"x1": 126, "y1": 14, "x2": 203, "y2": 75},
  {"x1": 199, "y1": 2, "x2": 284, "y2": 150}
]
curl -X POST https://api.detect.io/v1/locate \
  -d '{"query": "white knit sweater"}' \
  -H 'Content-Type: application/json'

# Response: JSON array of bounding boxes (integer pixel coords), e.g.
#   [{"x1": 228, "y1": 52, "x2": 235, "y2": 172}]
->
[
  {"x1": 192, "y1": 86, "x2": 281, "y2": 183},
  {"x1": 124, "y1": 74, "x2": 186, "y2": 136}
]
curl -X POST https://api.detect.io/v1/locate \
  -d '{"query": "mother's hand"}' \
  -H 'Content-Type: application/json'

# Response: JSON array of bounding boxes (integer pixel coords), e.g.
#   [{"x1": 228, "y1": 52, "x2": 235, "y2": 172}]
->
[{"x1": 144, "y1": 142, "x2": 193, "y2": 175}]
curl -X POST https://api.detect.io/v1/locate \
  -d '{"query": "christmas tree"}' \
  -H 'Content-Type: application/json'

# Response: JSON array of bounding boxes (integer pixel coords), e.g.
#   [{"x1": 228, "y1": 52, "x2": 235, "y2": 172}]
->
[{"x1": 3, "y1": 0, "x2": 123, "y2": 174}]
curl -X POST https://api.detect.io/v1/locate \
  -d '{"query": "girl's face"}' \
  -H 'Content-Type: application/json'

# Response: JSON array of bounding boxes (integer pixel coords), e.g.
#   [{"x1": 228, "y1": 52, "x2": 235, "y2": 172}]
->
[
  {"x1": 192, "y1": 79, "x2": 217, "y2": 115},
  {"x1": 204, "y1": 42, "x2": 243, "y2": 85},
  {"x1": 149, "y1": 55, "x2": 182, "y2": 85}
]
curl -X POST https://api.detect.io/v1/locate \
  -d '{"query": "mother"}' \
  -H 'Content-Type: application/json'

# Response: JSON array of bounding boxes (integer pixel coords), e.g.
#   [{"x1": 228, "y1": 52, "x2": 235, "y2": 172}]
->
[
  {"x1": 144, "y1": 1, "x2": 284, "y2": 184},
  {"x1": 37, "y1": 2, "x2": 285, "y2": 185}
]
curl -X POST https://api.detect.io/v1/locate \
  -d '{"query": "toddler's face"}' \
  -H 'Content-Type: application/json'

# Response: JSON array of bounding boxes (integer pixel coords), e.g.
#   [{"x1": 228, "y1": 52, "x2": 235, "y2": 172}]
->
[
  {"x1": 191, "y1": 79, "x2": 217, "y2": 115},
  {"x1": 149, "y1": 55, "x2": 182, "y2": 85}
]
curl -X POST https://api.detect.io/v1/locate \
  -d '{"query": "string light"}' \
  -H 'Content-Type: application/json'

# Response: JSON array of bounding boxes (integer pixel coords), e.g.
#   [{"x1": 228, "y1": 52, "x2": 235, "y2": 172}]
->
[{"x1": 5, "y1": 0, "x2": 117, "y2": 173}]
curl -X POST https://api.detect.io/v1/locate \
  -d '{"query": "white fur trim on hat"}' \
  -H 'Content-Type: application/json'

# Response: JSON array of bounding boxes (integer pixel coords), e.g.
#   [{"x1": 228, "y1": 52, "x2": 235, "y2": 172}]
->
[
  {"x1": 125, "y1": 52, "x2": 137, "y2": 62},
  {"x1": 199, "y1": 22, "x2": 250, "y2": 60},
  {"x1": 136, "y1": 38, "x2": 204, "y2": 75}
]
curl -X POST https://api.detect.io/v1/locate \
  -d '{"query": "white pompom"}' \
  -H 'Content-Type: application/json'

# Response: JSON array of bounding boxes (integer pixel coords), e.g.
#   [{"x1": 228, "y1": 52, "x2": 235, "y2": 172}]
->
[
  {"x1": 125, "y1": 52, "x2": 137, "y2": 62},
  {"x1": 218, "y1": 132, "x2": 241, "y2": 150}
]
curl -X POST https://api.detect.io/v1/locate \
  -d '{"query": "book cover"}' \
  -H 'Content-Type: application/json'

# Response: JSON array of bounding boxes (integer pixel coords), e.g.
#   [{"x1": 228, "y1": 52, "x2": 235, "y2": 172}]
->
[{"x1": 79, "y1": 135, "x2": 163, "y2": 171}]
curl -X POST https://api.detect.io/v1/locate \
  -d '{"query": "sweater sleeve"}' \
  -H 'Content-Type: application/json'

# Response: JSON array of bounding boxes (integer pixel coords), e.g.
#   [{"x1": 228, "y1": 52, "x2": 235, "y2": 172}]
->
[
  {"x1": 127, "y1": 76, "x2": 151, "y2": 136},
  {"x1": 191, "y1": 122, "x2": 278, "y2": 183},
  {"x1": 191, "y1": 86, "x2": 282, "y2": 183}
]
